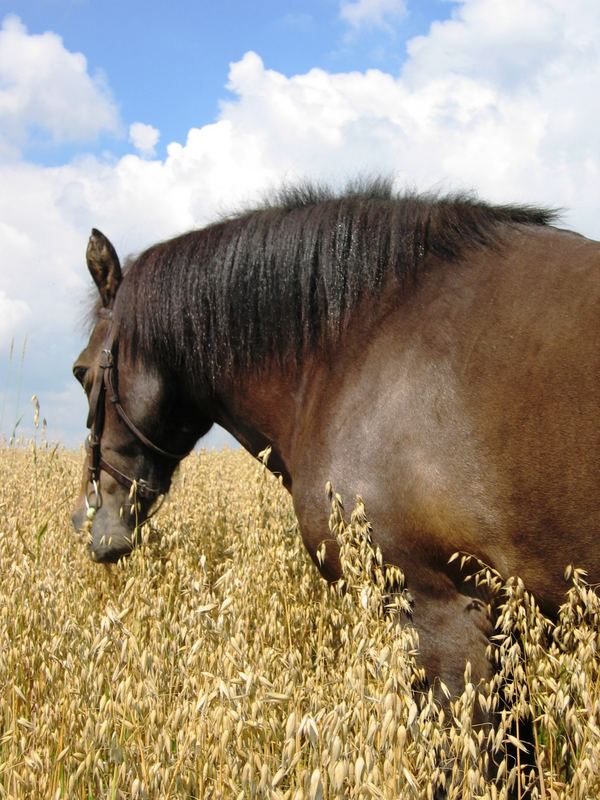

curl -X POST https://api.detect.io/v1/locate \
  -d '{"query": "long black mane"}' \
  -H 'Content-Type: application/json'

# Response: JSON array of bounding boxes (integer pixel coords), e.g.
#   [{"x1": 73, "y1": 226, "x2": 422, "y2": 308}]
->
[{"x1": 113, "y1": 179, "x2": 556, "y2": 386}]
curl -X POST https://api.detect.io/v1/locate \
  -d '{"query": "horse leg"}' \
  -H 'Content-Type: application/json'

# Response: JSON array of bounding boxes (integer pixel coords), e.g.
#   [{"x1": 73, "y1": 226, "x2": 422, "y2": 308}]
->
[
  {"x1": 409, "y1": 586, "x2": 535, "y2": 797},
  {"x1": 409, "y1": 586, "x2": 494, "y2": 703},
  {"x1": 407, "y1": 586, "x2": 497, "y2": 792}
]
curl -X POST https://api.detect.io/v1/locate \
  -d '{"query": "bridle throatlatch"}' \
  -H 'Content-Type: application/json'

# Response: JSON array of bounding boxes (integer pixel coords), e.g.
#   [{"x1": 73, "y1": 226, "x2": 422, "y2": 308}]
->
[{"x1": 84, "y1": 310, "x2": 187, "y2": 516}]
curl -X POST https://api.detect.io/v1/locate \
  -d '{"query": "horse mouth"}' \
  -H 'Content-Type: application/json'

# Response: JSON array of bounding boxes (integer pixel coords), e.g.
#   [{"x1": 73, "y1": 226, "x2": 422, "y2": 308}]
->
[{"x1": 88, "y1": 539, "x2": 133, "y2": 564}]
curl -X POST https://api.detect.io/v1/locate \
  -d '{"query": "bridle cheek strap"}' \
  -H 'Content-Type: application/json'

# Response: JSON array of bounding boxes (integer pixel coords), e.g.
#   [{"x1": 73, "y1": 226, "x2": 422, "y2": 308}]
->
[
  {"x1": 105, "y1": 367, "x2": 186, "y2": 461},
  {"x1": 85, "y1": 340, "x2": 188, "y2": 512}
]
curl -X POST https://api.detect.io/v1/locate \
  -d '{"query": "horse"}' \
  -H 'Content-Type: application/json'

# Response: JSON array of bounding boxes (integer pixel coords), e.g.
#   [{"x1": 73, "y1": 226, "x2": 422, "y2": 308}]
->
[{"x1": 72, "y1": 179, "x2": 600, "y2": 703}]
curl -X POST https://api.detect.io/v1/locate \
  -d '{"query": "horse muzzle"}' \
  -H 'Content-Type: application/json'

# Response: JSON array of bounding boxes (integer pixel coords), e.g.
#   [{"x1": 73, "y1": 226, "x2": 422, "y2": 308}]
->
[
  {"x1": 89, "y1": 535, "x2": 134, "y2": 564},
  {"x1": 88, "y1": 512, "x2": 135, "y2": 563},
  {"x1": 71, "y1": 499, "x2": 135, "y2": 563}
]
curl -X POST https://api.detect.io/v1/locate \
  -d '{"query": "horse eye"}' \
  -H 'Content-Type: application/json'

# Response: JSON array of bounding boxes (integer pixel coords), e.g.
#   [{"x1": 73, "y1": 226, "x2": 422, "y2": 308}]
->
[{"x1": 73, "y1": 366, "x2": 87, "y2": 385}]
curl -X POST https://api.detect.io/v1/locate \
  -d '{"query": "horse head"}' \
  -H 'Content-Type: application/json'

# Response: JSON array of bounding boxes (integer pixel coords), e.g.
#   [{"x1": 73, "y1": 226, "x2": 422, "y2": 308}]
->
[{"x1": 71, "y1": 230, "x2": 211, "y2": 562}]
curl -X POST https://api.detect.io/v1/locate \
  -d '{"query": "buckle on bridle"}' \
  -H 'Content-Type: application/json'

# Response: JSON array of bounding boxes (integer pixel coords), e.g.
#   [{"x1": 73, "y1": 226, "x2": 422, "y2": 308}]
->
[
  {"x1": 99, "y1": 348, "x2": 113, "y2": 369},
  {"x1": 85, "y1": 479, "x2": 102, "y2": 516}
]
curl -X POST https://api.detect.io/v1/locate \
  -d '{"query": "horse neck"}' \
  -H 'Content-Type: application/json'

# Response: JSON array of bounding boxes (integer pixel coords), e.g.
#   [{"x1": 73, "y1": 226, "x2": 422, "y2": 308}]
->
[
  {"x1": 209, "y1": 279, "x2": 400, "y2": 478},
  {"x1": 211, "y1": 356, "x2": 315, "y2": 482}
]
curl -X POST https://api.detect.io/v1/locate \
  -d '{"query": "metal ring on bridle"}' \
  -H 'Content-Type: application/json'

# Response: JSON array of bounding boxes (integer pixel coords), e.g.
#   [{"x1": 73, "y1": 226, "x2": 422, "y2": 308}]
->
[{"x1": 85, "y1": 479, "x2": 102, "y2": 512}]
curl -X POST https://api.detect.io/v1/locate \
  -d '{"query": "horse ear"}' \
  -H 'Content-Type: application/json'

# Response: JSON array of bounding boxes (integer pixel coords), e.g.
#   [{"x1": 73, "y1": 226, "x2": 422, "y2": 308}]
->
[{"x1": 86, "y1": 228, "x2": 122, "y2": 307}]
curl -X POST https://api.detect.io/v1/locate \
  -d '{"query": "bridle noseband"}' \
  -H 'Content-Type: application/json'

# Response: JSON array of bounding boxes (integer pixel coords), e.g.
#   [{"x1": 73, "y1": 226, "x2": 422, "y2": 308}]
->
[{"x1": 84, "y1": 310, "x2": 187, "y2": 514}]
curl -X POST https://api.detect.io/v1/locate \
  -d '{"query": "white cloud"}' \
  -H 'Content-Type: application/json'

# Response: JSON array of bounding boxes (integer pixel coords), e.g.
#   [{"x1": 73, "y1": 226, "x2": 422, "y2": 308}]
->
[
  {"x1": 0, "y1": 14, "x2": 120, "y2": 156},
  {"x1": 340, "y1": 0, "x2": 407, "y2": 31},
  {"x1": 404, "y1": 0, "x2": 598, "y2": 88},
  {"x1": 129, "y1": 122, "x2": 160, "y2": 158},
  {"x1": 0, "y1": 289, "x2": 30, "y2": 348},
  {"x1": 2, "y1": 0, "x2": 600, "y2": 446}
]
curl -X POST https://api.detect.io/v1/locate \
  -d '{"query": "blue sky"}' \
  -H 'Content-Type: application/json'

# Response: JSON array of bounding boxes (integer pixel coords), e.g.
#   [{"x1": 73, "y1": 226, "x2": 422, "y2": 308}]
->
[
  {"x1": 0, "y1": 0, "x2": 452, "y2": 165},
  {"x1": 1, "y1": 0, "x2": 599, "y2": 449}
]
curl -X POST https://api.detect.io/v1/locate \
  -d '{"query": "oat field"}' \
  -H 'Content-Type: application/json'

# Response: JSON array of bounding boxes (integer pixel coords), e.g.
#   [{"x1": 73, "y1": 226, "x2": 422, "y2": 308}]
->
[{"x1": 1, "y1": 441, "x2": 599, "y2": 799}]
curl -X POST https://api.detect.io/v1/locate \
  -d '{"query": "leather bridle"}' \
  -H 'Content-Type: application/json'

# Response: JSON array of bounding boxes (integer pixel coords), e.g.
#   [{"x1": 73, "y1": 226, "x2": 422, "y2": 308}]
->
[{"x1": 83, "y1": 309, "x2": 187, "y2": 514}]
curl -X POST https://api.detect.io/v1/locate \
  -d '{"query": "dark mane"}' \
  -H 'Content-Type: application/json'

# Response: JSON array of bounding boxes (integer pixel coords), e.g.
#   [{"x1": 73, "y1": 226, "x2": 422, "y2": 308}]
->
[{"x1": 113, "y1": 179, "x2": 557, "y2": 386}]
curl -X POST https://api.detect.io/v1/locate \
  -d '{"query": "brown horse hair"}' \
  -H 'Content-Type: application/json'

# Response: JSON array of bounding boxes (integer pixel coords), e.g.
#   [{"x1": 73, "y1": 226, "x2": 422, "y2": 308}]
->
[{"x1": 105, "y1": 178, "x2": 558, "y2": 388}]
